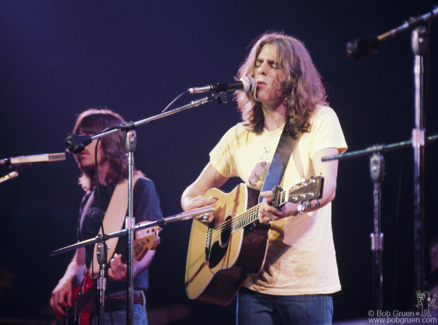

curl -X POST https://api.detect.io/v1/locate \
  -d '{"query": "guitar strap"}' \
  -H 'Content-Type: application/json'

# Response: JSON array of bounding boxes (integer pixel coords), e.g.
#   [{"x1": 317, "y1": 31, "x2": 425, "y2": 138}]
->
[
  {"x1": 80, "y1": 175, "x2": 140, "y2": 279},
  {"x1": 259, "y1": 128, "x2": 297, "y2": 203}
]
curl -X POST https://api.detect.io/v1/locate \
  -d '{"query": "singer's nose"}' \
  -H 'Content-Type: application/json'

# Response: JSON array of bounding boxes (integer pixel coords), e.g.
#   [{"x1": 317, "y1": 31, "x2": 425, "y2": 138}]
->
[{"x1": 256, "y1": 62, "x2": 268, "y2": 76}]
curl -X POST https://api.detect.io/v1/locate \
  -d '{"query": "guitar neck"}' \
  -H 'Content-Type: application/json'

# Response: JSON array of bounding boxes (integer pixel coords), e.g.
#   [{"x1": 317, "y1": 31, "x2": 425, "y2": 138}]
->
[
  {"x1": 231, "y1": 204, "x2": 261, "y2": 233},
  {"x1": 230, "y1": 189, "x2": 287, "y2": 234},
  {"x1": 229, "y1": 176, "x2": 322, "y2": 234}
]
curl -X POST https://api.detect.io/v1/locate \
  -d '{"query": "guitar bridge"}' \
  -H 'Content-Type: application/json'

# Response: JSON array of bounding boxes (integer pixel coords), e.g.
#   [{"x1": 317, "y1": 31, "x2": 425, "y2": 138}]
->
[{"x1": 205, "y1": 227, "x2": 212, "y2": 260}]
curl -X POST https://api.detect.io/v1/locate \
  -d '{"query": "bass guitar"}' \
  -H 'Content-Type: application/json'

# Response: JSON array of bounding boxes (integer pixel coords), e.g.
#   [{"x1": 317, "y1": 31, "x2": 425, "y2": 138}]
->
[
  {"x1": 185, "y1": 176, "x2": 323, "y2": 306},
  {"x1": 53, "y1": 225, "x2": 160, "y2": 325}
]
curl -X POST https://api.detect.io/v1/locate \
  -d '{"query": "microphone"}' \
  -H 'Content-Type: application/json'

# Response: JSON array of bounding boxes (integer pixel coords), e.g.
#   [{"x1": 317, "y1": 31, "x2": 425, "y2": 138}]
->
[
  {"x1": 0, "y1": 170, "x2": 20, "y2": 183},
  {"x1": 188, "y1": 76, "x2": 256, "y2": 94},
  {"x1": 346, "y1": 36, "x2": 379, "y2": 60},
  {"x1": 65, "y1": 134, "x2": 92, "y2": 154},
  {"x1": 0, "y1": 153, "x2": 66, "y2": 166}
]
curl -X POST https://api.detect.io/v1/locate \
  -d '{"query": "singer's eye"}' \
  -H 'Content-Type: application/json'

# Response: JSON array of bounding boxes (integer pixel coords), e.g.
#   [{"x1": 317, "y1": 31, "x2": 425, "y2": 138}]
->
[
  {"x1": 267, "y1": 60, "x2": 279, "y2": 69},
  {"x1": 254, "y1": 60, "x2": 262, "y2": 68}
]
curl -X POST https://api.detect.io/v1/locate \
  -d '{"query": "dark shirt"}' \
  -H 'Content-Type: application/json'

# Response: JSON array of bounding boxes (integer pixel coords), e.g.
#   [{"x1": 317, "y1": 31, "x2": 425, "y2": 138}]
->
[{"x1": 77, "y1": 177, "x2": 163, "y2": 293}]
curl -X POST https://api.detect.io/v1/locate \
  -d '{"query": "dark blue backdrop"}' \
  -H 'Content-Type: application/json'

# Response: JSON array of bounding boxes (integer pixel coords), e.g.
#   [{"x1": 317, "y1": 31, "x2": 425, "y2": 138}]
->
[{"x1": 1, "y1": 1, "x2": 437, "y2": 324}]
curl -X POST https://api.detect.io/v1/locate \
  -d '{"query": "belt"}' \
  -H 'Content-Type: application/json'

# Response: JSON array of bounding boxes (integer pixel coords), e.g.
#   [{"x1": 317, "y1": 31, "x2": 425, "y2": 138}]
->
[{"x1": 105, "y1": 292, "x2": 145, "y2": 310}]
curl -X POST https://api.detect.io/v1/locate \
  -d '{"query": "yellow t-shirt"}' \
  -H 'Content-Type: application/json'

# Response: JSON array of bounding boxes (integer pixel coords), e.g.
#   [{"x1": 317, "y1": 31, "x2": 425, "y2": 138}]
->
[{"x1": 210, "y1": 106, "x2": 347, "y2": 295}]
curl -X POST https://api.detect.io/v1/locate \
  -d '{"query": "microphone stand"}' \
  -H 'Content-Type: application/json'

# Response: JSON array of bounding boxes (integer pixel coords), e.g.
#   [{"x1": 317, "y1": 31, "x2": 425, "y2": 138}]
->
[
  {"x1": 346, "y1": 7, "x2": 438, "y2": 59},
  {"x1": 126, "y1": 130, "x2": 136, "y2": 325},
  {"x1": 51, "y1": 206, "x2": 215, "y2": 256},
  {"x1": 370, "y1": 151, "x2": 385, "y2": 311},
  {"x1": 64, "y1": 92, "x2": 220, "y2": 325},
  {"x1": 345, "y1": 7, "x2": 437, "y2": 308},
  {"x1": 51, "y1": 207, "x2": 214, "y2": 324},
  {"x1": 411, "y1": 26, "x2": 428, "y2": 295},
  {"x1": 322, "y1": 135, "x2": 438, "y2": 310},
  {"x1": 96, "y1": 240, "x2": 107, "y2": 325}
]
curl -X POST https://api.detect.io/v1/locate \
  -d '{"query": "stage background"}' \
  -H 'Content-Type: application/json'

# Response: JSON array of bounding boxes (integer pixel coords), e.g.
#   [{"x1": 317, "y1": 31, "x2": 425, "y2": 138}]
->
[{"x1": 0, "y1": 1, "x2": 437, "y2": 324}]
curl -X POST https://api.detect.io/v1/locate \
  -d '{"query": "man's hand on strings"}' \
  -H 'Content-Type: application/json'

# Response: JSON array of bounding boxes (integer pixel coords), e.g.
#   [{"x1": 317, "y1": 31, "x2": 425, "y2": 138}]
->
[
  {"x1": 257, "y1": 190, "x2": 298, "y2": 224},
  {"x1": 108, "y1": 249, "x2": 155, "y2": 281},
  {"x1": 50, "y1": 279, "x2": 73, "y2": 315},
  {"x1": 108, "y1": 253, "x2": 137, "y2": 281}
]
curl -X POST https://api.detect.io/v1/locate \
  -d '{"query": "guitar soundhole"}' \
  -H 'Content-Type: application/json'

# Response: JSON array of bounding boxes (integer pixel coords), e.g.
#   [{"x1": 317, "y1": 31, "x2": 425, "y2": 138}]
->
[
  {"x1": 209, "y1": 242, "x2": 228, "y2": 269},
  {"x1": 208, "y1": 215, "x2": 232, "y2": 269},
  {"x1": 219, "y1": 215, "x2": 232, "y2": 247}
]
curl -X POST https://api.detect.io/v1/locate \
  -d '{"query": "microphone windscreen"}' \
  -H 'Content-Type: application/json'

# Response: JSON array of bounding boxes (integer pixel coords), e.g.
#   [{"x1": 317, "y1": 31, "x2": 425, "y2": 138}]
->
[{"x1": 346, "y1": 36, "x2": 379, "y2": 60}]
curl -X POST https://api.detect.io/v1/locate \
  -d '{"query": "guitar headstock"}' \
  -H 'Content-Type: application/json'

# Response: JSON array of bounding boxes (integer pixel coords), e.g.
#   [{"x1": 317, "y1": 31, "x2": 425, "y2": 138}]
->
[
  {"x1": 272, "y1": 175, "x2": 324, "y2": 211},
  {"x1": 133, "y1": 225, "x2": 161, "y2": 261},
  {"x1": 288, "y1": 175, "x2": 324, "y2": 204}
]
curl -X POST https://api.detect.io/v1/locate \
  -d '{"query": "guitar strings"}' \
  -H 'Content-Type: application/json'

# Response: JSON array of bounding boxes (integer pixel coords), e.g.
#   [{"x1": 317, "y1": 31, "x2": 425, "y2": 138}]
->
[
  {"x1": 205, "y1": 180, "x2": 318, "y2": 246},
  {"x1": 207, "y1": 189, "x2": 288, "y2": 242},
  {"x1": 208, "y1": 180, "x2": 314, "y2": 240},
  {"x1": 213, "y1": 188, "x2": 289, "y2": 233}
]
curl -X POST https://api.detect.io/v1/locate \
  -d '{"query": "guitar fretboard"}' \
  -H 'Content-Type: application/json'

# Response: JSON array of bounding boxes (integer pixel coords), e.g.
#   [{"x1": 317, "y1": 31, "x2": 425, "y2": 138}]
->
[
  {"x1": 230, "y1": 189, "x2": 288, "y2": 234},
  {"x1": 229, "y1": 179, "x2": 317, "y2": 234}
]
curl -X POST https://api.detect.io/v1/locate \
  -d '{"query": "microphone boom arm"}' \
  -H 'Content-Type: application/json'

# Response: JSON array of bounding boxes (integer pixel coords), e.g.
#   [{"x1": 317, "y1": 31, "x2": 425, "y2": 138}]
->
[{"x1": 347, "y1": 6, "x2": 438, "y2": 59}]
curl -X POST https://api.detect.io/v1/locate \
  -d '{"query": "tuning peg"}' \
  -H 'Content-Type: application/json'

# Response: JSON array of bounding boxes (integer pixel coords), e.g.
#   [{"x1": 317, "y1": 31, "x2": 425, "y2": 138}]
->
[
  {"x1": 315, "y1": 199, "x2": 320, "y2": 207},
  {"x1": 297, "y1": 203, "x2": 305, "y2": 215},
  {"x1": 307, "y1": 201, "x2": 312, "y2": 209}
]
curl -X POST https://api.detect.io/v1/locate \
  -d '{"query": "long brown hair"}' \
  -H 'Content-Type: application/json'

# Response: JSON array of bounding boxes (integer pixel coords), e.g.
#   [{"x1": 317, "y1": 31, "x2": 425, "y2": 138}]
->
[
  {"x1": 235, "y1": 31, "x2": 328, "y2": 137},
  {"x1": 72, "y1": 108, "x2": 143, "y2": 191}
]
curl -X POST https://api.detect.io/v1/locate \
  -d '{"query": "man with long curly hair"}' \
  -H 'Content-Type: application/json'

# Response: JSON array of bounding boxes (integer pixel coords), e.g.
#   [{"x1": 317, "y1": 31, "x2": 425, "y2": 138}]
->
[
  {"x1": 182, "y1": 32, "x2": 347, "y2": 324},
  {"x1": 50, "y1": 108, "x2": 163, "y2": 324}
]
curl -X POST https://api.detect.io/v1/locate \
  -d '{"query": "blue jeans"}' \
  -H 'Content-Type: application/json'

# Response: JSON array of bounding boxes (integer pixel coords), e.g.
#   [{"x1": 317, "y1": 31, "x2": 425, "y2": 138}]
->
[
  {"x1": 92, "y1": 291, "x2": 148, "y2": 325},
  {"x1": 237, "y1": 287, "x2": 333, "y2": 325},
  {"x1": 102, "y1": 304, "x2": 147, "y2": 325}
]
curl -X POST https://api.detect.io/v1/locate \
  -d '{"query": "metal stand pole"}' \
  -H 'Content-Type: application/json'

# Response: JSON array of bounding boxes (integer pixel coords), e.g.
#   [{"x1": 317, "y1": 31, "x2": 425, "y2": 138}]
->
[
  {"x1": 411, "y1": 26, "x2": 428, "y2": 293},
  {"x1": 125, "y1": 130, "x2": 137, "y2": 325},
  {"x1": 96, "y1": 242, "x2": 107, "y2": 325},
  {"x1": 370, "y1": 153, "x2": 385, "y2": 310}
]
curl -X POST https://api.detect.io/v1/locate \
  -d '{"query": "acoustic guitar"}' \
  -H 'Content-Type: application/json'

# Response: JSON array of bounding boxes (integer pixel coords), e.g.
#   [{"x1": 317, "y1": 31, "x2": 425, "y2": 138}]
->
[{"x1": 185, "y1": 176, "x2": 324, "y2": 306}]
